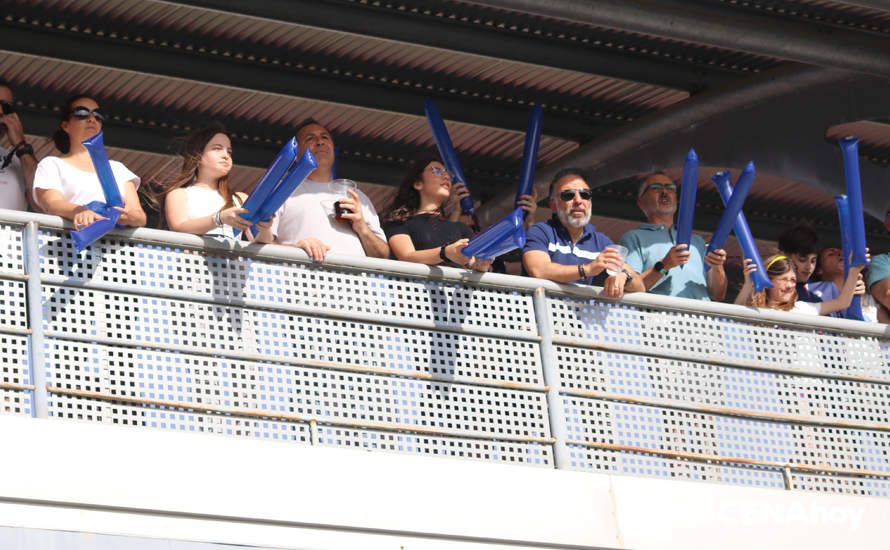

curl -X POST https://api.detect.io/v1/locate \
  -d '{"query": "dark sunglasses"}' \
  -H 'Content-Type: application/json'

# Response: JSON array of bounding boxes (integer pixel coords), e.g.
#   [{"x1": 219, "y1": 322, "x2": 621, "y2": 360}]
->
[
  {"x1": 558, "y1": 189, "x2": 592, "y2": 201},
  {"x1": 70, "y1": 106, "x2": 106, "y2": 122},
  {"x1": 645, "y1": 182, "x2": 677, "y2": 193},
  {"x1": 0, "y1": 100, "x2": 14, "y2": 115}
]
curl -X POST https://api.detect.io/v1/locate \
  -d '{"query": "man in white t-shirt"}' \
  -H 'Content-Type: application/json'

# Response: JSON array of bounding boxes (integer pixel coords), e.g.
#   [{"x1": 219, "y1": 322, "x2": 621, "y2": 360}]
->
[
  {"x1": 0, "y1": 79, "x2": 37, "y2": 212},
  {"x1": 272, "y1": 119, "x2": 389, "y2": 261}
]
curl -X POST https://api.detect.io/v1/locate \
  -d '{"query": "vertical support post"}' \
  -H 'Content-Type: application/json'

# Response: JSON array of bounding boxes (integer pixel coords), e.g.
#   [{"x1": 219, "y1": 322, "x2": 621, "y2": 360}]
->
[
  {"x1": 309, "y1": 419, "x2": 319, "y2": 445},
  {"x1": 533, "y1": 287, "x2": 571, "y2": 469},
  {"x1": 782, "y1": 464, "x2": 794, "y2": 490},
  {"x1": 23, "y1": 221, "x2": 48, "y2": 418}
]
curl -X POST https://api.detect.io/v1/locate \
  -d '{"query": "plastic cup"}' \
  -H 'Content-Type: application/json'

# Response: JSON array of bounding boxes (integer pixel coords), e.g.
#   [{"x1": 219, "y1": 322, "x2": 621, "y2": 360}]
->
[
  {"x1": 604, "y1": 244, "x2": 628, "y2": 276},
  {"x1": 329, "y1": 179, "x2": 356, "y2": 220}
]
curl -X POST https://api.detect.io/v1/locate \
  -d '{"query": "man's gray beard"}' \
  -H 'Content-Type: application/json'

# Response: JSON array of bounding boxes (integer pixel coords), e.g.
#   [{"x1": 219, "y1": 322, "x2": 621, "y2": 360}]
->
[{"x1": 557, "y1": 207, "x2": 590, "y2": 229}]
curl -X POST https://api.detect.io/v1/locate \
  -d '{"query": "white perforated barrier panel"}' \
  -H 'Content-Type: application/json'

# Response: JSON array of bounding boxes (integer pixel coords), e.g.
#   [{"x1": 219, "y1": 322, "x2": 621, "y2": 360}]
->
[
  {"x1": 549, "y1": 297, "x2": 889, "y2": 379},
  {"x1": 0, "y1": 222, "x2": 24, "y2": 276},
  {"x1": 549, "y1": 296, "x2": 890, "y2": 497},
  {"x1": 0, "y1": 222, "x2": 31, "y2": 417},
  {"x1": 4, "y1": 221, "x2": 889, "y2": 493},
  {"x1": 35, "y1": 228, "x2": 550, "y2": 466}
]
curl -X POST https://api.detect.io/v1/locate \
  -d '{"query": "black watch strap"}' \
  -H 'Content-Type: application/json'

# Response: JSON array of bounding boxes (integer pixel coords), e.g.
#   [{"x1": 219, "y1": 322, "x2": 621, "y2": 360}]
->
[
  {"x1": 439, "y1": 245, "x2": 448, "y2": 263},
  {"x1": 653, "y1": 260, "x2": 669, "y2": 276},
  {"x1": 15, "y1": 142, "x2": 34, "y2": 158}
]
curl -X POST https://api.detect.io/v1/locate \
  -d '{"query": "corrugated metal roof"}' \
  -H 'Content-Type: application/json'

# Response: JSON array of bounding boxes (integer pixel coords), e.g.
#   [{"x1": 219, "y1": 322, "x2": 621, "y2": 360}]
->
[
  {"x1": 722, "y1": 0, "x2": 890, "y2": 33},
  {"x1": 826, "y1": 121, "x2": 890, "y2": 152},
  {"x1": 1, "y1": 50, "x2": 577, "y2": 164},
  {"x1": 466, "y1": 1, "x2": 784, "y2": 73},
  {"x1": 37, "y1": 0, "x2": 688, "y2": 112},
  {"x1": 7, "y1": 0, "x2": 888, "y2": 241}
]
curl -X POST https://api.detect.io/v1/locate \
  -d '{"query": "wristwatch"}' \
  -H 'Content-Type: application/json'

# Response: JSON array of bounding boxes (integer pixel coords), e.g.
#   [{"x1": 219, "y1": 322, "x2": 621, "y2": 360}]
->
[
  {"x1": 439, "y1": 245, "x2": 448, "y2": 263},
  {"x1": 622, "y1": 268, "x2": 634, "y2": 285},
  {"x1": 653, "y1": 260, "x2": 669, "y2": 276},
  {"x1": 14, "y1": 142, "x2": 34, "y2": 159}
]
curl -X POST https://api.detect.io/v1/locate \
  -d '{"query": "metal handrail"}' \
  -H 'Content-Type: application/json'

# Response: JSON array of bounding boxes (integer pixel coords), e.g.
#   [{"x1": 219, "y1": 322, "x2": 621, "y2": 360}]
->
[
  {"x1": 574, "y1": 441, "x2": 890, "y2": 482},
  {"x1": 3, "y1": 207, "x2": 885, "y2": 337}
]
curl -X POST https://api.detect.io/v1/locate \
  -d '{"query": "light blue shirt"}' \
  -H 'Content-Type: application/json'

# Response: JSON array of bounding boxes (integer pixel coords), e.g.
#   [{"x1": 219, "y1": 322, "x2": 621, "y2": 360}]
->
[
  {"x1": 867, "y1": 253, "x2": 890, "y2": 289},
  {"x1": 619, "y1": 223, "x2": 711, "y2": 300}
]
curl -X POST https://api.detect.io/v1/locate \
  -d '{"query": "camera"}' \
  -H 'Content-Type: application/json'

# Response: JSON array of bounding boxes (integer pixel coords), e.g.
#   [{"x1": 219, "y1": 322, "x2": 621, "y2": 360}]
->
[{"x1": 0, "y1": 101, "x2": 15, "y2": 115}]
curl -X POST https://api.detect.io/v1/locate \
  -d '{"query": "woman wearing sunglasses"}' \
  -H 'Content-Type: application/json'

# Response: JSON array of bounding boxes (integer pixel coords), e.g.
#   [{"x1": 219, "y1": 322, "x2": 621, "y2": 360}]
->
[
  {"x1": 33, "y1": 94, "x2": 146, "y2": 229},
  {"x1": 158, "y1": 123, "x2": 272, "y2": 242}
]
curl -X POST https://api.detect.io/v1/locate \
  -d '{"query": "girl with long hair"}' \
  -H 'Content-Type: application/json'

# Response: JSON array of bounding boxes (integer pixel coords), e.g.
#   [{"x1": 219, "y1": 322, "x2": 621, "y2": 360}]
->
[
  {"x1": 33, "y1": 93, "x2": 146, "y2": 229},
  {"x1": 735, "y1": 253, "x2": 864, "y2": 315},
  {"x1": 161, "y1": 124, "x2": 272, "y2": 242},
  {"x1": 382, "y1": 157, "x2": 489, "y2": 270}
]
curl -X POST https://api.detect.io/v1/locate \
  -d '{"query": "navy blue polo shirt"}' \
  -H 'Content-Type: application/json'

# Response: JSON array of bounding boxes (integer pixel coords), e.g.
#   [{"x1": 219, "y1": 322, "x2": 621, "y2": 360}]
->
[{"x1": 523, "y1": 215, "x2": 613, "y2": 285}]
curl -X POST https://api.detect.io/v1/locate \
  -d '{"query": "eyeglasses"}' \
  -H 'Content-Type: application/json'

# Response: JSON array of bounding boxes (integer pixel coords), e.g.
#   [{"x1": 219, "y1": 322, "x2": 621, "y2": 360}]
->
[
  {"x1": 429, "y1": 166, "x2": 454, "y2": 179},
  {"x1": 0, "y1": 100, "x2": 14, "y2": 115},
  {"x1": 645, "y1": 182, "x2": 677, "y2": 193},
  {"x1": 558, "y1": 189, "x2": 592, "y2": 201},
  {"x1": 70, "y1": 106, "x2": 106, "y2": 122}
]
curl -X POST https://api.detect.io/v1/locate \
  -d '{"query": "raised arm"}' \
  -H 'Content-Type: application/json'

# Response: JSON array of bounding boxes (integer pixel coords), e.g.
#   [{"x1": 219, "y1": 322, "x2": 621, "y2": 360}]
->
[
  {"x1": 734, "y1": 258, "x2": 757, "y2": 306},
  {"x1": 817, "y1": 264, "x2": 866, "y2": 316},
  {"x1": 705, "y1": 248, "x2": 728, "y2": 301}
]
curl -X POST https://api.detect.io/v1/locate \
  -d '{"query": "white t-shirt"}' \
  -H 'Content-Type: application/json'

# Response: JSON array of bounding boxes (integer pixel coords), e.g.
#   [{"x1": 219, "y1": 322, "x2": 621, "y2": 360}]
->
[
  {"x1": 0, "y1": 145, "x2": 28, "y2": 211},
  {"x1": 272, "y1": 179, "x2": 385, "y2": 256},
  {"x1": 791, "y1": 300, "x2": 821, "y2": 315},
  {"x1": 33, "y1": 156, "x2": 139, "y2": 209},
  {"x1": 180, "y1": 185, "x2": 234, "y2": 240}
]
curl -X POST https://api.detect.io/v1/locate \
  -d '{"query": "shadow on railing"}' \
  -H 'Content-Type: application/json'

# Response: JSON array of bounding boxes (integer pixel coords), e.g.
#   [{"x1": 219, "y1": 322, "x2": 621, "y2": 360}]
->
[{"x1": 0, "y1": 209, "x2": 888, "y2": 498}]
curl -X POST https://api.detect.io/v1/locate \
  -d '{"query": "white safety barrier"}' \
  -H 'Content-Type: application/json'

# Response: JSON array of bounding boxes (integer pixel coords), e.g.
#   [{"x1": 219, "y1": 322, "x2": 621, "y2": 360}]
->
[{"x1": 0, "y1": 209, "x2": 888, "y2": 499}]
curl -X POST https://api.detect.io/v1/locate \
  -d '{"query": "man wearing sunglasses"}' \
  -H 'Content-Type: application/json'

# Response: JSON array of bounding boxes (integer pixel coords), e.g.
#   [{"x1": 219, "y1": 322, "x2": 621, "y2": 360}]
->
[
  {"x1": 619, "y1": 172, "x2": 727, "y2": 301},
  {"x1": 0, "y1": 79, "x2": 37, "y2": 212},
  {"x1": 523, "y1": 168, "x2": 643, "y2": 298}
]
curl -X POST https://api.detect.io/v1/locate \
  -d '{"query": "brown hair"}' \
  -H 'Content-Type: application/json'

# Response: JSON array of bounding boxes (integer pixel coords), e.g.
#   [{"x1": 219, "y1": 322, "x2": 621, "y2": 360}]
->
[
  {"x1": 152, "y1": 123, "x2": 234, "y2": 227},
  {"x1": 383, "y1": 155, "x2": 446, "y2": 224},
  {"x1": 749, "y1": 254, "x2": 797, "y2": 311}
]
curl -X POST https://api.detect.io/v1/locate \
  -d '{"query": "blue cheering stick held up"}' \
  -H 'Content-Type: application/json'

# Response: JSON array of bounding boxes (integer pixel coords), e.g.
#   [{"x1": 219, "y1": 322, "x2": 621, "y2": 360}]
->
[
  {"x1": 839, "y1": 137, "x2": 869, "y2": 268},
  {"x1": 675, "y1": 148, "x2": 699, "y2": 248},
  {"x1": 253, "y1": 148, "x2": 317, "y2": 224},
  {"x1": 234, "y1": 143, "x2": 317, "y2": 239},
  {"x1": 708, "y1": 161, "x2": 756, "y2": 253},
  {"x1": 424, "y1": 99, "x2": 475, "y2": 215},
  {"x1": 238, "y1": 138, "x2": 298, "y2": 228},
  {"x1": 71, "y1": 131, "x2": 125, "y2": 253},
  {"x1": 516, "y1": 104, "x2": 543, "y2": 207},
  {"x1": 835, "y1": 195, "x2": 864, "y2": 321},
  {"x1": 711, "y1": 170, "x2": 772, "y2": 293},
  {"x1": 462, "y1": 104, "x2": 543, "y2": 261}
]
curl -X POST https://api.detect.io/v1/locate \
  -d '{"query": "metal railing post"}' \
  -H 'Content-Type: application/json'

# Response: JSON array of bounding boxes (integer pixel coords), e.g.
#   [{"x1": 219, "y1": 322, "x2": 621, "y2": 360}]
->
[
  {"x1": 23, "y1": 221, "x2": 48, "y2": 418},
  {"x1": 533, "y1": 287, "x2": 571, "y2": 468}
]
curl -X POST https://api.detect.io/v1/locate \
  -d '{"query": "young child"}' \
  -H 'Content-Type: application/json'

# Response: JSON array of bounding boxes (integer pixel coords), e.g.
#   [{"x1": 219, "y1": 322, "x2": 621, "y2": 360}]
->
[{"x1": 777, "y1": 224, "x2": 821, "y2": 303}]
